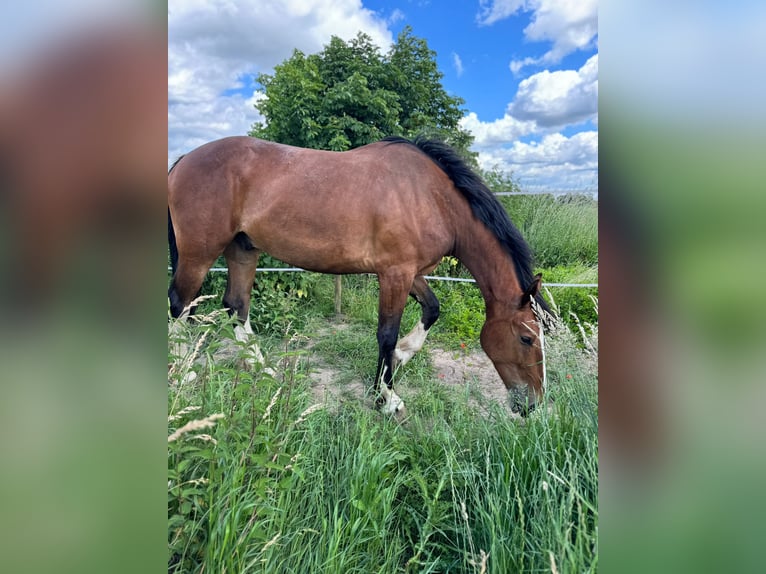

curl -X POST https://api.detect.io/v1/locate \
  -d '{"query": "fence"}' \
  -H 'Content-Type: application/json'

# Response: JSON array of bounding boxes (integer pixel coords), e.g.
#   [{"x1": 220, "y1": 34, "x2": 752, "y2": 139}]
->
[
  {"x1": 194, "y1": 267, "x2": 597, "y2": 315},
  {"x1": 204, "y1": 267, "x2": 597, "y2": 289}
]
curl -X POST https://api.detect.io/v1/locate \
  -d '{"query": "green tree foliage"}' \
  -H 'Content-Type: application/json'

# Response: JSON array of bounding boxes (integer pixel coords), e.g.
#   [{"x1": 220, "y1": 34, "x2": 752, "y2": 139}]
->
[{"x1": 250, "y1": 27, "x2": 472, "y2": 154}]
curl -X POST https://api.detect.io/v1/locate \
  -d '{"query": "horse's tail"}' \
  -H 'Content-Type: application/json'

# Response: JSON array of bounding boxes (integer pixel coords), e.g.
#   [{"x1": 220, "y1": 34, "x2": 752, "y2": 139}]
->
[
  {"x1": 168, "y1": 207, "x2": 178, "y2": 276},
  {"x1": 167, "y1": 155, "x2": 185, "y2": 276}
]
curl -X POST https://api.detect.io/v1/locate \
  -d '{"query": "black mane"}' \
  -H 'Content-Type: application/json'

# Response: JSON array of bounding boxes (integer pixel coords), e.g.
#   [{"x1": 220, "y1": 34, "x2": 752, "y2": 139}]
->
[{"x1": 382, "y1": 135, "x2": 549, "y2": 313}]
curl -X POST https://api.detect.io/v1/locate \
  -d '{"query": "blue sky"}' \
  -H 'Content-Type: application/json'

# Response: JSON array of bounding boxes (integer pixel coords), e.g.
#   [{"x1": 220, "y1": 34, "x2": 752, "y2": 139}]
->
[{"x1": 169, "y1": 0, "x2": 598, "y2": 190}]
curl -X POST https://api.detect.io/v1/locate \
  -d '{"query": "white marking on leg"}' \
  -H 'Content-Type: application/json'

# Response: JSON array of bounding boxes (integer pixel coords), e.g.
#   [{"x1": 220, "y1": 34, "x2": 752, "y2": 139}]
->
[
  {"x1": 233, "y1": 321, "x2": 270, "y2": 372},
  {"x1": 394, "y1": 321, "x2": 428, "y2": 368},
  {"x1": 233, "y1": 319, "x2": 254, "y2": 342},
  {"x1": 378, "y1": 385, "x2": 405, "y2": 416},
  {"x1": 378, "y1": 365, "x2": 406, "y2": 416}
]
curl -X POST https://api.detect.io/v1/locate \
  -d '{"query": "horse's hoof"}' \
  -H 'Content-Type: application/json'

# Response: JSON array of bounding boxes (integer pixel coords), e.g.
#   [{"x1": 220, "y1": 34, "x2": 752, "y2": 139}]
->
[{"x1": 375, "y1": 388, "x2": 407, "y2": 419}]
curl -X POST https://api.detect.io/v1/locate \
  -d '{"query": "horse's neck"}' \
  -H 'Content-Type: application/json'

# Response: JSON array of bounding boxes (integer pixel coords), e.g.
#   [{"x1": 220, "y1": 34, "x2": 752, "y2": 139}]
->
[{"x1": 455, "y1": 224, "x2": 522, "y2": 317}]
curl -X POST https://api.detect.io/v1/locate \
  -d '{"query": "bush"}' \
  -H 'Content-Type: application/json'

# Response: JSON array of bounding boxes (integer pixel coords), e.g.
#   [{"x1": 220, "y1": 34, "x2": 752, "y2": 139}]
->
[{"x1": 430, "y1": 282, "x2": 484, "y2": 347}]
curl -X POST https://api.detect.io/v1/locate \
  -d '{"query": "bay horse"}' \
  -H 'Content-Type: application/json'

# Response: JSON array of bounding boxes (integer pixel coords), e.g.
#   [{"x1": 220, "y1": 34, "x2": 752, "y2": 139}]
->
[{"x1": 168, "y1": 136, "x2": 550, "y2": 416}]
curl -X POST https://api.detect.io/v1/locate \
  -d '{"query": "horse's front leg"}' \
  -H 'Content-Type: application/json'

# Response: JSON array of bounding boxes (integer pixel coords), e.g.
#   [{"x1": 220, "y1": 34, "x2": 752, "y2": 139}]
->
[
  {"x1": 374, "y1": 269, "x2": 413, "y2": 417},
  {"x1": 393, "y1": 276, "x2": 440, "y2": 369}
]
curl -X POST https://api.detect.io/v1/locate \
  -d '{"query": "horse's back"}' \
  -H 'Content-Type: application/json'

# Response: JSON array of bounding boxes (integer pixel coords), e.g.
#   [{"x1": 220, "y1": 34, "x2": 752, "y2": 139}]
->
[{"x1": 169, "y1": 136, "x2": 459, "y2": 274}]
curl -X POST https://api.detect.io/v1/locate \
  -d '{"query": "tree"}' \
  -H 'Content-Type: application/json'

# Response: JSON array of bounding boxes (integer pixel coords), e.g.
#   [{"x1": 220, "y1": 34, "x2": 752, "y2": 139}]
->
[{"x1": 250, "y1": 27, "x2": 473, "y2": 156}]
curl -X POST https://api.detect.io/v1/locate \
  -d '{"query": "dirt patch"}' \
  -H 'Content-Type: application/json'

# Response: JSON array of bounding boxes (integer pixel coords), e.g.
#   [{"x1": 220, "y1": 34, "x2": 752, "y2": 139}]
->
[
  {"x1": 303, "y1": 346, "x2": 518, "y2": 418},
  {"x1": 307, "y1": 363, "x2": 369, "y2": 408},
  {"x1": 429, "y1": 347, "x2": 519, "y2": 417}
]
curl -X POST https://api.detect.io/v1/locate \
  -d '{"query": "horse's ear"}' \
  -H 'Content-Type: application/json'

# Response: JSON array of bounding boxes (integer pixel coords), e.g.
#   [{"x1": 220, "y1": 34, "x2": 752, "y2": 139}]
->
[{"x1": 520, "y1": 273, "x2": 542, "y2": 308}]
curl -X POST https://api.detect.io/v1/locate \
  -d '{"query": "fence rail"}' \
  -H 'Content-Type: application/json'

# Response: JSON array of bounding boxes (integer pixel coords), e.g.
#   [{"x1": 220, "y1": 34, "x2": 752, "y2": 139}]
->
[{"x1": 197, "y1": 267, "x2": 598, "y2": 289}]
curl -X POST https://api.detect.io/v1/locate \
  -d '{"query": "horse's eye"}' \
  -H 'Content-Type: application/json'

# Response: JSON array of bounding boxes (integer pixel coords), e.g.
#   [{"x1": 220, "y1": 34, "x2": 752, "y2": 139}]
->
[{"x1": 520, "y1": 335, "x2": 533, "y2": 346}]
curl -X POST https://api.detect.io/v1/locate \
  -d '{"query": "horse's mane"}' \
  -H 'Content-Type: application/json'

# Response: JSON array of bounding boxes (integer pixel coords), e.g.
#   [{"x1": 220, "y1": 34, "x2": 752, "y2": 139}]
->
[{"x1": 382, "y1": 135, "x2": 549, "y2": 313}]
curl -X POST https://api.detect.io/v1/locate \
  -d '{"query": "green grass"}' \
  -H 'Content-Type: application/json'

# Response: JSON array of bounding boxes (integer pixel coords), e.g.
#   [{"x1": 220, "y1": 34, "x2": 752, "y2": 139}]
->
[
  {"x1": 168, "y1": 304, "x2": 598, "y2": 574},
  {"x1": 498, "y1": 194, "x2": 598, "y2": 269}
]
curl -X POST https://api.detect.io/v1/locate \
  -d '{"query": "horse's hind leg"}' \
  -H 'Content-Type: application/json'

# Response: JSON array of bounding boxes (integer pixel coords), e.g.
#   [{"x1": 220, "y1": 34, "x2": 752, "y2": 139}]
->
[
  {"x1": 222, "y1": 232, "x2": 260, "y2": 328},
  {"x1": 169, "y1": 259, "x2": 216, "y2": 319},
  {"x1": 222, "y1": 234, "x2": 267, "y2": 367},
  {"x1": 393, "y1": 276, "x2": 440, "y2": 369}
]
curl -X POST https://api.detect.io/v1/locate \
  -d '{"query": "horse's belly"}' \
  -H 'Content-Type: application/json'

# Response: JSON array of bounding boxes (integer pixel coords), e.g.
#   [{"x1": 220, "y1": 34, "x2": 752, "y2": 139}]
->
[{"x1": 247, "y1": 228, "x2": 379, "y2": 274}]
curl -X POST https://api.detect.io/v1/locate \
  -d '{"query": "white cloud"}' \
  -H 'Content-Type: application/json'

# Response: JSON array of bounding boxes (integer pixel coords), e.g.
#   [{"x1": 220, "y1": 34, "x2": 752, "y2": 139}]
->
[
  {"x1": 476, "y1": 131, "x2": 598, "y2": 190},
  {"x1": 388, "y1": 8, "x2": 405, "y2": 25},
  {"x1": 452, "y1": 52, "x2": 464, "y2": 77},
  {"x1": 168, "y1": 1, "x2": 598, "y2": 190},
  {"x1": 168, "y1": 91, "x2": 265, "y2": 165},
  {"x1": 460, "y1": 54, "x2": 597, "y2": 152},
  {"x1": 460, "y1": 112, "x2": 537, "y2": 149},
  {"x1": 477, "y1": 0, "x2": 597, "y2": 72},
  {"x1": 476, "y1": 0, "x2": 526, "y2": 26},
  {"x1": 507, "y1": 54, "x2": 597, "y2": 127},
  {"x1": 168, "y1": 0, "x2": 393, "y2": 163}
]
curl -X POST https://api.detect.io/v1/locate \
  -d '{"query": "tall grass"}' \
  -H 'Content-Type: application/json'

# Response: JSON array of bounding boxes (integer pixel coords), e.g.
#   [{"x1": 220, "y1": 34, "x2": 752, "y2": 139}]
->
[
  {"x1": 168, "y1": 304, "x2": 598, "y2": 573},
  {"x1": 497, "y1": 194, "x2": 598, "y2": 268}
]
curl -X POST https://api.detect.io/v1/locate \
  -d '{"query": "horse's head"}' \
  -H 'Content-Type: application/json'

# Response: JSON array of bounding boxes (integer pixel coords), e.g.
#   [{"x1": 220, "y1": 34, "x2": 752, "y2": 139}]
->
[{"x1": 480, "y1": 274, "x2": 545, "y2": 416}]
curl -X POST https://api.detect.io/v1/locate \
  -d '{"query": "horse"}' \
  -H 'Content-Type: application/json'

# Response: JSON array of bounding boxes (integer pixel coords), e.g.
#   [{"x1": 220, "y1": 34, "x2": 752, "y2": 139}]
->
[{"x1": 168, "y1": 135, "x2": 550, "y2": 416}]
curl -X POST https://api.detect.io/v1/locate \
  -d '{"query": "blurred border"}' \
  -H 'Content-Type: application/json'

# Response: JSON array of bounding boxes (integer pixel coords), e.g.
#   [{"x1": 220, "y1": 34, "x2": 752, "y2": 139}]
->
[
  {"x1": 601, "y1": 1, "x2": 766, "y2": 572},
  {"x1": 0, "y1": 3, "x2": 166, "y2": 573}
]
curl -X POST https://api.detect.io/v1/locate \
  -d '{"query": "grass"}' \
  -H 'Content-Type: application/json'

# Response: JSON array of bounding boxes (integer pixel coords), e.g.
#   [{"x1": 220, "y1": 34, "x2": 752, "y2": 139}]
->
[
  {"x1": 168, "y1": 296, "x2": 598, "y2": 573},
  {"x1": 498, "y1": 194, "x2": 598, "y2": 269}
]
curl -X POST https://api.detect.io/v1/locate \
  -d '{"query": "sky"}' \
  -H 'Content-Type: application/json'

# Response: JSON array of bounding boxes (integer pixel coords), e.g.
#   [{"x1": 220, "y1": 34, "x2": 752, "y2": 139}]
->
[{"x1": 168, "y1": 0, "x2": 598, "y2": 191}]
